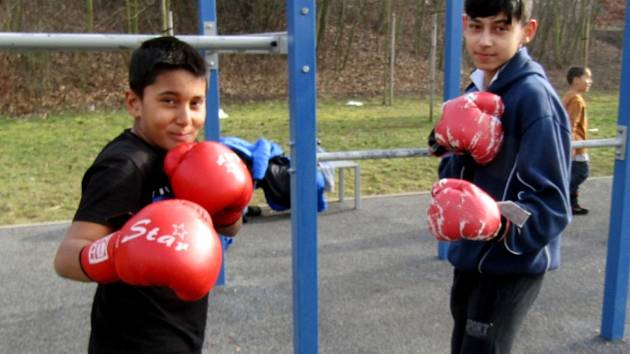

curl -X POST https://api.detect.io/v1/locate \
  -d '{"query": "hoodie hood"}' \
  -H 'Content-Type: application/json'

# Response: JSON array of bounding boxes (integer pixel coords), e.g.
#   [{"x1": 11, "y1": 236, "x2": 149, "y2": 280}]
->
[{"x1": 489, "y1": 48, "x2": 547, "y2": 95}]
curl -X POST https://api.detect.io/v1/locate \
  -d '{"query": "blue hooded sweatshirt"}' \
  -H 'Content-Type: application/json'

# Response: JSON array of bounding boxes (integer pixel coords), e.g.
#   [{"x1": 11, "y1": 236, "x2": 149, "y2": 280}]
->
[{"x1": 438, "y1": 48, "x2": 572, "y2": 275}]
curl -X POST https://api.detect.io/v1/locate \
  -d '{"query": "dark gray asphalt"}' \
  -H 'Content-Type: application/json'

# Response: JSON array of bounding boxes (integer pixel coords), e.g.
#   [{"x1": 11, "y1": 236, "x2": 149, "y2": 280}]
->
[{"x1": 1, "y1": 176, "x2": 628, "y2": 354}]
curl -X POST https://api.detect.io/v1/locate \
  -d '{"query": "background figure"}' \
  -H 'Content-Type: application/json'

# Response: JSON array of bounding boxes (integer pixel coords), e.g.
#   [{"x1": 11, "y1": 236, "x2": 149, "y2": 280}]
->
[{"x1": 562, "y1": 66, "x2": 593, "y2": 215}]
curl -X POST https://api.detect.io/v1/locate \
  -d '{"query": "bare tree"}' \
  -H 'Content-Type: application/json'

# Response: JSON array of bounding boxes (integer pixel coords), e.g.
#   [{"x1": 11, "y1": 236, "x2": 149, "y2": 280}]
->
[
  {"x1": 531, "y1": 0, "x2": 594, "y2": 69},
  {"x1": 317, "y1": 0, "x2": 332, "y2": 50},
  {"x1": 218, "y1": 0, "x2": 284, "y2": 33},
  {"x1": 126, "y1": 0, "x2": 139, "y2": 34},
  {"x1": 85, "y1": 0, "x2": 93, "y2": 32},
  {"x1": 1, "y1": 0, "x2": 24, "y2": 31},
  {"x1": 383, "y1": 0, "x2": 393, "y2": 105}
]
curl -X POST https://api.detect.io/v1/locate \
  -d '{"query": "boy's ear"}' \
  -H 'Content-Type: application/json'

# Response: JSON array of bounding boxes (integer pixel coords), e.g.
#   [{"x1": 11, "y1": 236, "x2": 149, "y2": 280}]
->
[
  {"x1": 124, "y1": 90, "x2": 141, "y2": 119},
  {"x1": 521, "y1": 19, "x2": 538, "y2": 45}
]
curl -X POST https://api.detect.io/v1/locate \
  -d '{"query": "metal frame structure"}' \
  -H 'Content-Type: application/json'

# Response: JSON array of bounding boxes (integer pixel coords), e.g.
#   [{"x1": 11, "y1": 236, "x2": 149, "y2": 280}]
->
[
  {"x1": 601, "y1": 0, "x2": 630, "y2": 340},
  {"x1": 286, "y1": 3, "x2": 319, "y2": 352},
  {"x1": 436, "y1": 0, "x2": 465, "y2": 261},
  {"x1": 316, "y1": 138, "x2": 625, "y2": 162},
  {"x1": 197, "y1": 2, "x2": 320, "y2": 352},
  {"x1": 1, "y1": 0, "x2": 630, "y2": 350},
  {"x1": 0, "y1": 32, "x2": 287, "y2": 53}
]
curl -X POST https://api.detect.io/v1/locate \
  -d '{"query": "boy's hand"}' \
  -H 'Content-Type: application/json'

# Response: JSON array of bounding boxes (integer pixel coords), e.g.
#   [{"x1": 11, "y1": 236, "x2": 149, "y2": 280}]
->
[
  {"x1": 434, "y1": 92, "x2": 505, "y2": 165},
  {"x1": 80, "y1": 199, "x2": 223, "y2": 301},
  {"x1": 427, "y1": 178, "x2": 502, "y2": 241},
  {"x1": 427, "y1": 129, "x2": 449, "y2": 157},
  {"x1": 164, "y1": 141, "x2": 254, "y2": 227}
]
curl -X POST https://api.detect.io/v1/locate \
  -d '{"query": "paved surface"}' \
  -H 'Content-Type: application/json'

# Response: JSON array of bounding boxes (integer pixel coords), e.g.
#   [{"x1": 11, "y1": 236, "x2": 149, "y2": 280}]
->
[{"x1": 1, "y1": 177, "x2": 629, "y2": 354}]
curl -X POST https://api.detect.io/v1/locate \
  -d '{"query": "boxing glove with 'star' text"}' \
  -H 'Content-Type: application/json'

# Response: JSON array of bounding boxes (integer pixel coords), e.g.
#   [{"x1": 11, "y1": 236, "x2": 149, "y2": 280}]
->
[{"x1": 80, "y1": 199, "x2": 222, "y2": 301}]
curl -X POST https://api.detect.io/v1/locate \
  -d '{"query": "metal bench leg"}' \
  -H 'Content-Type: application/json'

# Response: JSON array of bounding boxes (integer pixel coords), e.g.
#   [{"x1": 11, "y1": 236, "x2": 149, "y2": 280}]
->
[
  {"x1": 338, "y1": 168, "x2": 345, "y2": 203},
  {"x1": 354, "y1": 165, "x2": 361, "y2": 209}
]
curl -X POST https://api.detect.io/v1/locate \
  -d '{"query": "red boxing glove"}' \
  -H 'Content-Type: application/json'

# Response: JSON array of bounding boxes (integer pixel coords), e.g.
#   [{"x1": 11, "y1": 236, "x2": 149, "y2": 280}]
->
[
  {"x1": 427, "y1": 178, "x2": 501, "y2": 241},
  {"x1": 164, "y1": 141, "x2": 254, "y2": 227},
  {"x1": 434, "y1": 92, "x2": 505, "y2": 165},
  {"x1": 80, "y1": 199, "x2": 223, "y2": 301}
]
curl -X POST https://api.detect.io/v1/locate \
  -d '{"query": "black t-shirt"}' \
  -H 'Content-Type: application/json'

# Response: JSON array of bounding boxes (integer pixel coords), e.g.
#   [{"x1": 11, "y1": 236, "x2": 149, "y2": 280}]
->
[{"x1": 74, "y1": 130, "x2": 208, "y2": 354}]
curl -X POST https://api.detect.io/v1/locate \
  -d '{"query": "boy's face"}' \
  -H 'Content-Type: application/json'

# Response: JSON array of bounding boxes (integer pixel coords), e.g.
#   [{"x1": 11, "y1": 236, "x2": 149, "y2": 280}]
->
[
  {"x1": 126, "y1": 69, "x2": 207, "y2": 151},
  {"x1": 573, "y1": 69, "x2": 593, "y2": 93},
  {"x1": 463, "y1": 12, "x2": 538, "y2": 79}
]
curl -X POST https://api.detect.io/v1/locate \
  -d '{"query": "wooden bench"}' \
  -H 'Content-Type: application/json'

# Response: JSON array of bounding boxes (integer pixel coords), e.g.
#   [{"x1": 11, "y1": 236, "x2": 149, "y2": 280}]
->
[{"x1": 325, "y1": 160, "x2": 361, "y2": 209}]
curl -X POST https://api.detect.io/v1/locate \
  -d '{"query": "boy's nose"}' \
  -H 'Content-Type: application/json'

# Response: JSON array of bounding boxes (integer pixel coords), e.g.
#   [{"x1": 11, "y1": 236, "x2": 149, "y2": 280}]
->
[
  {"x1": 478, "y1": 30, "x2": 493, "y2": 46},
  {"x1": 175, "y1": 107, "x2": 193, "y2": 125}
]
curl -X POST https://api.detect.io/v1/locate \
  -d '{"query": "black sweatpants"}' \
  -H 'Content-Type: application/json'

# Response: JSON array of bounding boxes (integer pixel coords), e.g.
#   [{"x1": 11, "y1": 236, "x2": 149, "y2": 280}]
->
[
  {"x1": 450, "y1": 269, "x2": 544, "y2": 354},
  {"x1": 570, "y1": 160, "x2": 589, "y2": 195}
]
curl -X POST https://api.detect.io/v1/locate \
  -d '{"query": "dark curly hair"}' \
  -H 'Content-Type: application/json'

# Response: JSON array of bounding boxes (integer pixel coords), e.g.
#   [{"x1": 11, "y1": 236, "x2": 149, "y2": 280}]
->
[
  {"x1": 465, "y1": 0, "x2": 533, "y2": 24},
  {"x1": 128, "y1": 36, "x2": 207, "y2": 97}
]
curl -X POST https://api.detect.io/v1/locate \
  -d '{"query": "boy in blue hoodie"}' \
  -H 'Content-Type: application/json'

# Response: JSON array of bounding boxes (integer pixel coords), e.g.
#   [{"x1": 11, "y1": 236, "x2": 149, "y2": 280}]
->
[{"x1": 428, "y1": 1, "x2": 572, "y2": 353}]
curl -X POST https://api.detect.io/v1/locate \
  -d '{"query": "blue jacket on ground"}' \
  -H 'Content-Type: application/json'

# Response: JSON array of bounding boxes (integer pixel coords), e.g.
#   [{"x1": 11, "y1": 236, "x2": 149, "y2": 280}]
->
[
  {"x1": 220, "y1": 136, "x2": 328, "y2": 212},
  {"x1": 219, "y1": 136, "x2": 284, "y2": 180},
  {"x1": 438, "y1": 48, "x2": 572, "y2": 275}
]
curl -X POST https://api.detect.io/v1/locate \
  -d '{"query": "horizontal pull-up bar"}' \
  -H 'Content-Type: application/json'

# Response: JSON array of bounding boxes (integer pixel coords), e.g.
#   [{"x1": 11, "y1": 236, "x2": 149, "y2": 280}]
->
[
  {"x1": 317, "y1": 137, "x2": 625, "y2": 162},
  {"x1": 0, "y1": 32, "x2": 288, "y2": 54},
  {"x1": 318, "y1": 148, "x2": 431, "y2": 161}
]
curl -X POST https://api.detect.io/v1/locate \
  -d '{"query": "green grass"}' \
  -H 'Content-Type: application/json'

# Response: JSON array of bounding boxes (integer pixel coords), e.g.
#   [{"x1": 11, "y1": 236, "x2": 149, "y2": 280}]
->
[
  {"x1": 0, "y1": 92, "x2": 619, "y2": 225},
  {"x1": 0, "y1": 112, "x2": 132, "y2": 224},
  {"x1": 582, "y1": 91, "x2": 621, "y2": 176}
]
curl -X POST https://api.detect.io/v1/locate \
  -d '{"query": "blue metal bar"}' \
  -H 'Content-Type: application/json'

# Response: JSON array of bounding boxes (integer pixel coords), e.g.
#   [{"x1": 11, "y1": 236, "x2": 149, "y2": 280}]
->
[
  {"x1": 601, "y1": 0, "x2": 630, "y2": 340},
  {"x1": 287, "y1": 1, "x2": 319, "y2": 353},
  {"x1": 438, "y1": 0, "x2": 463, "y2": 260},
  {"x1": 198, "y1": 0, "x2": 221, "y2": 141},
  {"x1": 198, "y1": 0, "x2": 224, "y2": 285},
  {"x1": 215, "y1": 235, "x2": 232, "y2": 286}
]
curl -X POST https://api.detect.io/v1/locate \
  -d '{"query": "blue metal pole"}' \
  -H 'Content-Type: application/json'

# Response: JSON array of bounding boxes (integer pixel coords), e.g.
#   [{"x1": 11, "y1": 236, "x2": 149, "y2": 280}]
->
[
  {"x1": 287, "y1": 1, "x2": 319, "y2": 353},
  {"x1": 438, "y1": 0, "x2": 463, "y2": 260},
  {"x1": 215, "y1": 235, "x2": 232, "y2": 286},
  {"x1": 601, "y1": 0, "x2": 630, "y2": 340},
  {"x1": 198, "y1": 0, "x2": 221, "y2": 141},
  {"x1": 197, "y1": 0, "x2": 225, "y2": 284}
]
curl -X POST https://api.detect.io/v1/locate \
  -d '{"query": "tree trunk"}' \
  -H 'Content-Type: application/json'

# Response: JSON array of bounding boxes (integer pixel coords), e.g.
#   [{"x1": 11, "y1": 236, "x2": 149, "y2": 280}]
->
[
  {"x1": 332, "y1": 0, "x2": 346, "y2": 71},
  {"x1": 85, "y1": 0, "x2": 93, "y2": 32},
  {"x1": 413, "y1": 0, "x2": 429, "y2": 56},
  {"x1": 383, "y1": 0, "x2": 393, "y2": 105},
  {"x1": 161, "y1": 0, "x2": 169, "y2": 34},
  {"x1": 125, "y1": 0, "x2": 139, "y2": 34},
  {"x1": 583, "y1": 0, "x2": 593, "y2": 67},
  {"x1": 317, "y1": 0, "x2": 332, "y2": 50},
  {"x1": 4, "y1": 0, "x2": 24, "y2": 31}
]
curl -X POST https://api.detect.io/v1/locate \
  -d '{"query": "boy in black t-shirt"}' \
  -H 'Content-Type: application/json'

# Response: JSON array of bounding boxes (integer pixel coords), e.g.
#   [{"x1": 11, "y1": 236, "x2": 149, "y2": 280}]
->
[{"x1": 54, "y1": 36, "x2": 241, "y2": 354}]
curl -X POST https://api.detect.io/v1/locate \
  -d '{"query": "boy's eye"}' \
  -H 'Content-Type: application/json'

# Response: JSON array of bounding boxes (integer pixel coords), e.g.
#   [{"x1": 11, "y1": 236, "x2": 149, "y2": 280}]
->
[
  {"x1": 161, "y1": 98, "x2": 176, "y2": 105},
  {"x1": 494, "y1": 25, "x2": 508, "y2": 33},
  {"x1": 190, "y1": 101, "x2": 203, "y2": 109}
]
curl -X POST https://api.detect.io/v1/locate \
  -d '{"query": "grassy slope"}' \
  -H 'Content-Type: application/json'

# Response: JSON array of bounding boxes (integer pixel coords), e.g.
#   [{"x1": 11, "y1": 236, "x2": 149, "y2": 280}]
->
[{"x1": 0, "y1": 92, "x2": 619, "y2": 225}]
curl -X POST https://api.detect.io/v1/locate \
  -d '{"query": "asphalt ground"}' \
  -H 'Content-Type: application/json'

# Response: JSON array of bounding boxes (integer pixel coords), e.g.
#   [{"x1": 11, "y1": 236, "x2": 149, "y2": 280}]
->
[{"x1": 1, "y1": 176, "x2": 629, "y2": 354}]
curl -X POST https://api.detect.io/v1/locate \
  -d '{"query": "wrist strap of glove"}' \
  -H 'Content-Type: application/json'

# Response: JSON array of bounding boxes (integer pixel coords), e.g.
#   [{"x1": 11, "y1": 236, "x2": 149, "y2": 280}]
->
[
  {"x1": 79, "y1": 233, "x2": 119, "y2": 283},
  {"x1": 427, "y1": 129, "x2": 449, "y2": 157}
]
